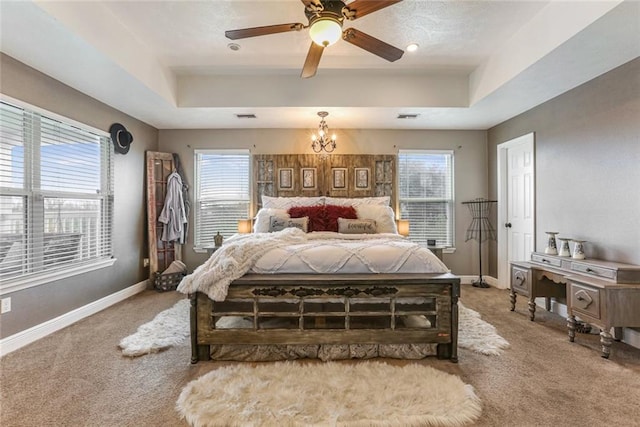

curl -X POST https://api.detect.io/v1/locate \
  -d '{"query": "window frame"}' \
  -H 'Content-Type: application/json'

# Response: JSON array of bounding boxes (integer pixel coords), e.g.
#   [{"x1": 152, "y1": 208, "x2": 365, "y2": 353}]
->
[
  {"x1": 397, "y1": 149, "x2": 456, "y2": 248},
  {"x1": 193, "y1": 149, "x2": 251, "y2": 250},
  {"x1": 0, "y1": 95, "x2": 116, "y2": 295}
]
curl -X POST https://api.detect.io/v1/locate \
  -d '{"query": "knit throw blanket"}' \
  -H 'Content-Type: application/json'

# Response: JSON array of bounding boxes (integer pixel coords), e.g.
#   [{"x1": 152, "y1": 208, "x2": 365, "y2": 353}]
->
[
  {"x1": 177, "y1": 229, "x2": 415, "y2": 301},
  {"x1": 177, "y1": 229, "x2": 308, "y2": 300}
]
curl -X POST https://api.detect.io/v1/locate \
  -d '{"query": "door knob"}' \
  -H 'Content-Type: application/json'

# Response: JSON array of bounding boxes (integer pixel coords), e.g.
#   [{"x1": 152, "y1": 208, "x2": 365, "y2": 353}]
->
[{"x1": 505, "y1": 222, "x2": 512, "y2": 228}]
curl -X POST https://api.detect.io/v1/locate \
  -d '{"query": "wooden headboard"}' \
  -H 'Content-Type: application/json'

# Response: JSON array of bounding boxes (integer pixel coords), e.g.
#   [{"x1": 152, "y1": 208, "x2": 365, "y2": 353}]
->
[{"x1": 253, "y1": 154, "x2": 396, "y2": 212}]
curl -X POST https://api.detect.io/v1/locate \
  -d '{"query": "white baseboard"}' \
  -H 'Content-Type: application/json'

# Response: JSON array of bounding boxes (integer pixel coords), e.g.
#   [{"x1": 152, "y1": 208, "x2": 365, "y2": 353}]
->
[
  {"x1": 0, "y1": 280, "x2": 148, "y2": 357},
  {"x1": 622, "y1": 328, "x2": 640, "y2": 349}
]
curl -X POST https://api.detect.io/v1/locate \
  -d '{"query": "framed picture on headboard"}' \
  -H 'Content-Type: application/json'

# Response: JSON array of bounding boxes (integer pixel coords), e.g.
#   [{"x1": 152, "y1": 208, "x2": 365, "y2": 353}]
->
[
  {"x1": 332, "y1": 168, "x2": 347, "y2": 190},
  {"x1": 354, "y1": 168, "x2": 370, "y2": 190},
  {"x1": 278, "y1": 168, "x2": 293, "y2": 190},
  {"x1": 301, "y1": 168, "x2": 317, "y2": 190}
]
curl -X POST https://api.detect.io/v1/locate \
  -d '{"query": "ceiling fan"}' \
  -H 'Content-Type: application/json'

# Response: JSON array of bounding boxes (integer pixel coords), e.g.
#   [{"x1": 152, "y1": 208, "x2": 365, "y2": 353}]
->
[{"x1": 225, "y1": 0, "x2": 404, "y2": 78}]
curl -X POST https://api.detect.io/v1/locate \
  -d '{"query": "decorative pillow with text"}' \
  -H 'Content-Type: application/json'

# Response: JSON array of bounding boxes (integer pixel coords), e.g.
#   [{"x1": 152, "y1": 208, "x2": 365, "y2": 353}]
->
[
  {"x1": 269, "y1": 216, "x2": 309, "y2": 233},
  {"x1": 337, "y1": 218, "x2": 377, "y2": 234}
]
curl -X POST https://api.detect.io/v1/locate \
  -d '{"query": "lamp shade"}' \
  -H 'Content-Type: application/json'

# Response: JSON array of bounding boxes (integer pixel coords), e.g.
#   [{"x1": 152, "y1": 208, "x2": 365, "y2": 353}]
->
[
  {"x1": 396, "y1": 219, "x2": 410, "y2": 237},
  {"x1": 309, "y1": 18, "x2": 342, "y2": 47},
  {"x1": 237, "y1": 219, "x2": 252, "y2": 234}
]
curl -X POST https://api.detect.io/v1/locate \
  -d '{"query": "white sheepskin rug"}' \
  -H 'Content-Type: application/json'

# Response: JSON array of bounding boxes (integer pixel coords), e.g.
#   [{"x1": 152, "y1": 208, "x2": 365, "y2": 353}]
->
[
  {"x1": 119, "y1": 299, "x2": 509, "y2": 357},
  {"x1": 176, "y1": 361, "x2": 482, "y2": 427},
  {"x1": 458, "y1": 303, "x2": 510, "y2": 356},
  {"x1": 119, "y1": 299, "x2": 190, "y2": 357}
]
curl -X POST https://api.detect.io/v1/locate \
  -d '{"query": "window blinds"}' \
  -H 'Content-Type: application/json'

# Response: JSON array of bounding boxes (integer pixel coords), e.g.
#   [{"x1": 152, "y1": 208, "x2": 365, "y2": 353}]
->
[
  {"x1": 0, "y1": 101, "x2": 113, "y2": 282},
  {"x1": 398, "y1": 150, "x2": 454, "y2": 247},
  {"x1": 194, "y1": 150, "x2": 250, "y2": 247}
]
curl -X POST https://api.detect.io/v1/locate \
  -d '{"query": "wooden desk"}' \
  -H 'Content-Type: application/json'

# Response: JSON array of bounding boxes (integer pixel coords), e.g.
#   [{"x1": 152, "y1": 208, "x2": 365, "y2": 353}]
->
[{"x1": 510, "y1": 253, "x2": 640, "y2": 358}]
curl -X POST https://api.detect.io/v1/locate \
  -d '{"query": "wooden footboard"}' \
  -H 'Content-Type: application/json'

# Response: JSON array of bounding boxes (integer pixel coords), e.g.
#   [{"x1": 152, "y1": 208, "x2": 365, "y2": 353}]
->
[{"x1": 190, "y1": 273, "x2": 460, "y2": 363}]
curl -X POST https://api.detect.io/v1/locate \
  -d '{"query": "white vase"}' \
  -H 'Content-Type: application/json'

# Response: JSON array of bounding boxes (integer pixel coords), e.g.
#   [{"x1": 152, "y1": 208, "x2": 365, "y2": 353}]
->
[
  {"x1": 571, "y1": 240, "x2": 587, "y2": 260},
  {"x1": 545, "y1": 232, "x2": 559, "y2": 255},
  {"x1": 558, "y1": 238, "x2": 571, "y2": 257}
]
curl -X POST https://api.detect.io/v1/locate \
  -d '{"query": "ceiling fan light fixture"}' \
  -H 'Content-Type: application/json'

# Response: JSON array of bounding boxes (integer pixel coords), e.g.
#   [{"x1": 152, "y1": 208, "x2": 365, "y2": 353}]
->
[
  {"x1": 406, "y1": 43, "x2": 419, "y2": 52},
  {"x1": 309, "y1": 18, "x2": 342, "y2": 47}
]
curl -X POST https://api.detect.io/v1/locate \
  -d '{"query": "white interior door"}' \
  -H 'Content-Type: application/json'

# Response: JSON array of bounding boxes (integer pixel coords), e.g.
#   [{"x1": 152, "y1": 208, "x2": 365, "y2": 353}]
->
[{"x1": 497, "y1": 133, "x2": 535, "y2": 288}]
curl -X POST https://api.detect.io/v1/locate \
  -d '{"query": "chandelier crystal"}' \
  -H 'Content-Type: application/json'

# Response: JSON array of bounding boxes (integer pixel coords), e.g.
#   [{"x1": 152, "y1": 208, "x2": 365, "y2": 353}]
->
[{"x1": 311, "y1": 111, "x2": 337, "y2": 153}]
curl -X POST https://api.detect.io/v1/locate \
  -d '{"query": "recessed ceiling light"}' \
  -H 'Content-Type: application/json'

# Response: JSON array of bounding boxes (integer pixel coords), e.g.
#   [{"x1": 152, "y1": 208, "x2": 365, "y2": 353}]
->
[
  {"x1": 227, "y1": 43, "x2": 240, "y2": 51},
  {"x1": 406, "y1": 43, "x2": 419, "y2": 52}
]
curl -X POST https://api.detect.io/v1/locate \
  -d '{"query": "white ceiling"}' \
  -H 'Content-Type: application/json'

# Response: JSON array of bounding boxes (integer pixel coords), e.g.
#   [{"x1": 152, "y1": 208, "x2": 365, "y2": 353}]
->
[{"x1": 1, "y1": 1, "x2": 638, "y2": 130}]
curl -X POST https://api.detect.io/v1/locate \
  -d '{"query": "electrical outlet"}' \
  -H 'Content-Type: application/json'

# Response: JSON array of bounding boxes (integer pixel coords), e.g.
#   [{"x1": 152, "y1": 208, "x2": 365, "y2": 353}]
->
[
  {"x1": 143, "y1": 258, "x2": 150, "y2": 267},
  {"x1": 1, "y1": 297, "x2": 11, "y2": 314}
]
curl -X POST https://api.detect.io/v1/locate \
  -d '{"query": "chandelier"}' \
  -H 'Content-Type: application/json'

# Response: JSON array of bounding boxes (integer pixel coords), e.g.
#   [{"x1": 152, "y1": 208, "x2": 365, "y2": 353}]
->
[{"x1": 311, "y1": 111, "x2": 337, "y2": 153}]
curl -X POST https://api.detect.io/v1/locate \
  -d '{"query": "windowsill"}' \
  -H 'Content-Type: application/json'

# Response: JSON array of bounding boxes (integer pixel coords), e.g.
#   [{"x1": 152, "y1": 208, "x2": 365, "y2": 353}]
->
[
  {"x1": 443, "y1": 247, "x2": 456, "y2": 254},
  {"x1": 0, "y1": 258, "x2": 117, "y2": 296},
  {"x1": 193, "y1": 246, "x2": 221, "y2": 254}
]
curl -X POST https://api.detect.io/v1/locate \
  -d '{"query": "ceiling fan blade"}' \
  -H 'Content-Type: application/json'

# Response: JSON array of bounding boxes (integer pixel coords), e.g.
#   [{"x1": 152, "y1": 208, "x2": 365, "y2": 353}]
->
[
  {"x1": 342, "y1": 28, "x2": 404, "y2": 62},
  {"x1": 301, "y1": 42, "x2": 324, "y2": 79},
  {"x1": 225, "y1": 23, "x2": 303, "y2": 40},
  {"x1": 343, "y1": 0, "x2": 402, "y2": 20}
]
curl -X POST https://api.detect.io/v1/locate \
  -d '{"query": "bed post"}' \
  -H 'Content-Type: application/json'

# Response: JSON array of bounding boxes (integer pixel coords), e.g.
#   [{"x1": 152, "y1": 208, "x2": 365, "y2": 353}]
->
[
  {"x1": 450, "y1": 281, "x2": 460, "y2": 363},
  {"x1": 436, "y1": 279, "x2": 460, "y2": 362}
]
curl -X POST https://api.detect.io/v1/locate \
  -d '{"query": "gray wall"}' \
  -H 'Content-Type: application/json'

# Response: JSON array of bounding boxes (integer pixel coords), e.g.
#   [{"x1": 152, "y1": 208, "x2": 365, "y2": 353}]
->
[
  {"x1": 487, "y1": 58, "x2": 640, "y2": 276},
  {"x1": 159, "y1": 128, "x2": 488, "y2": 276},
  {"x1": 0, "y1": 54, "x2": 158, "y2": 338}
]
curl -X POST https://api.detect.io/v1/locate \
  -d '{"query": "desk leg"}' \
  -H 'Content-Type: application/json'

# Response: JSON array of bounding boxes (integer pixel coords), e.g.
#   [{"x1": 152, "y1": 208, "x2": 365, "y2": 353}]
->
[
  {"x1": 613, "y1": 327, "x2": 623, "y2": 342},
  {"x1": 528, "y1": 298, "x2": 536, "y2": 321},
  {"x1": 567, "y1": 315, "x2": 576, "y2": 342},
  {"x1": 509, "y1": 290, "x2": 516, "y2": 311},
  {"x1": 600, "y1": 330, "x2": 613, "y2": 359}
]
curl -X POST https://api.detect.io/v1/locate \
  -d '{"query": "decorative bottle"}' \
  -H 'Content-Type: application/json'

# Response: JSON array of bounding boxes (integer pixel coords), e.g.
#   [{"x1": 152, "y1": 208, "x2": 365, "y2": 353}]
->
[{"x1": 214, "y1": 232, "x2": 223, "y2": 247}]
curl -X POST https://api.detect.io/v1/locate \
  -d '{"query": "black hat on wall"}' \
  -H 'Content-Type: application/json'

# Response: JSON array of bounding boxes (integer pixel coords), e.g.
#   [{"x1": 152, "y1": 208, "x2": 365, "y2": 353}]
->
[{"x1": 109, "y1": 123, "x2": 133, "y2": 154}]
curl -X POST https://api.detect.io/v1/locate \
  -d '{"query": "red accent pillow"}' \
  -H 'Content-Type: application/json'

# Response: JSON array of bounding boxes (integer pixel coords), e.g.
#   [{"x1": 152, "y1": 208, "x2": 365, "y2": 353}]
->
[
  {"x1": 288, "y1": 205, "x2": 325, "y2": 232},
  {"x1": 323, "y1": 205, "x2": 357, "y2": 232}
]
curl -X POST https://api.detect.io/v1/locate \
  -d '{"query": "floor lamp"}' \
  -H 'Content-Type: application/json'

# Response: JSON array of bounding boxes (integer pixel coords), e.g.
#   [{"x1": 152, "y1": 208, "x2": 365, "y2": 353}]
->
[{"x1": 463, "y1": 198, "x2": 497, "y2": 288}]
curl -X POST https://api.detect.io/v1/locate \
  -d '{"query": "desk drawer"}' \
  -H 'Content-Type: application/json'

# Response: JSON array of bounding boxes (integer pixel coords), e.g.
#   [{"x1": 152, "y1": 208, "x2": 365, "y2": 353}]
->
[
  {"x1": 531, "y1": 253, "x2": 562, "y2": 268},
  {"x1": 570, "y1": 262, "x2": 616, "y2": 281},
  {"x1": 511, "y1": 265, "x2": 531, "y2": 296},
  {"x1": 569, "y1": 282, "x2": 601, "y2": 320}
]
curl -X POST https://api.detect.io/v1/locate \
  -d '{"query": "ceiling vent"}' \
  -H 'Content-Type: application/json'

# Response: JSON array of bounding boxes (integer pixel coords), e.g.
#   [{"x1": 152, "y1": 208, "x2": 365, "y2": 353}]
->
[
  {"x1": 235, "y1": 114, "x2": 257, "y2": 119},
  {"x1": 397, "y1": 114, "x2": 419, "y2": 119}
]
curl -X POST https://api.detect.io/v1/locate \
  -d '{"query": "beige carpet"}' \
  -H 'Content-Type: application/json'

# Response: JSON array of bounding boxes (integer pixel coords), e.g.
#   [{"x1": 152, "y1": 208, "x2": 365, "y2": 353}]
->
[
  {"x1": 177, "y1": 361, "x2": 481, "y2": 426},
  {"x1": 2, "y1": 284, "x2": 640, "y2": 426}
]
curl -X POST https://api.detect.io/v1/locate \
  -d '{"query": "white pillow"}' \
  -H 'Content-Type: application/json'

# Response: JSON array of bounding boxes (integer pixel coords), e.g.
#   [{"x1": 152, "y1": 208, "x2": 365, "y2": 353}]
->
[
  {"x1": 262, "y1": 195, "x2": 325, "y2": 210},
  {"x1": 355, "y1": 205, "x2": 398, "y2": 234},
  {"x1": 325, "y1": 196, "x2": 390, "y2": 207},
  {"x1": 254, "y1": 208, "x2": 289, "y2": 232}
]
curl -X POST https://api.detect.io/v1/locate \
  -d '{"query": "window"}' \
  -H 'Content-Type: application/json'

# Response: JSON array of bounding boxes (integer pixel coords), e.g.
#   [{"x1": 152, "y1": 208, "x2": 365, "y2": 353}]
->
[
  {"x1": 398, "y1": 150, "x2": 454, "y2": 247},
  {"x1": 0, "y1": 99, "x2": 114, "y2": 288},
  {"x1": 194, "y1": 150, "x2": 250, "y2": 247}
]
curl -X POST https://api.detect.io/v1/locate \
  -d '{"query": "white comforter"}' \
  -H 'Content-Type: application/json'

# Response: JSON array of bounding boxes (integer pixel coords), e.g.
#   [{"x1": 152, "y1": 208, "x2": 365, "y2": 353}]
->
[{"x1": 177, "y1": 228, "x2": 449, "y2": 301}]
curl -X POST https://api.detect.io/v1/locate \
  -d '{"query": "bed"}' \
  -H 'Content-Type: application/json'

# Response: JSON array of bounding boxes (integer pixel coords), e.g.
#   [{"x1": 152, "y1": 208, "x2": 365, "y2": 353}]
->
[{"x1": 178, "y1": 195, "x2": 460, "y2": 363}]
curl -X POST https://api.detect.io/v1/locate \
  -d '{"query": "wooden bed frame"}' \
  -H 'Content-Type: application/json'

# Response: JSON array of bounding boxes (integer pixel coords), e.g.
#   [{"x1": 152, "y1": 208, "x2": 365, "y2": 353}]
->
[
  {"x1": 188, "y1": 154, "x2": 459, "y2": 363},
  {"x1": 190, "y1": 273, "x2": 461, "y2": 363}
]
